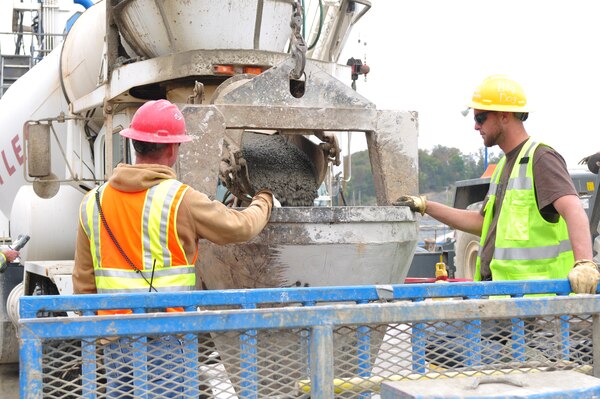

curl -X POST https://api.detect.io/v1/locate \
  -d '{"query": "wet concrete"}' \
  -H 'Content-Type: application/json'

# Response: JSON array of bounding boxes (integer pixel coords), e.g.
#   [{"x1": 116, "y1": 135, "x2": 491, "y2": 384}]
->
[
  {"x1": 0, "y1": 363, "x2": 19, "y2": 399},
  {"x1": 242, "y1": 132, "x2": 319, "y2": 206}
]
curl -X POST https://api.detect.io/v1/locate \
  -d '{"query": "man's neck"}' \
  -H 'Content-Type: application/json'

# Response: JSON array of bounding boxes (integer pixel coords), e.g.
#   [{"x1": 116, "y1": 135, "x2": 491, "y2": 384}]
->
[{"x1": 499, "y1": 129, "x2": 529, "y2": 154}]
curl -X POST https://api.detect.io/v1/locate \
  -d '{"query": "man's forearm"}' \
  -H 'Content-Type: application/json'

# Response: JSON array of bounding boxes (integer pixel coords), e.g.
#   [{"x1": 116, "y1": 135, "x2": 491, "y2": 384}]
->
[
  {"x1": 554, "y1": 195, "x2": 593, "y2": 260},
  {"x1": 566, "y1": 215, "x2": 593, "y2": 260},
  {"x1": 425, "y1": 201, "x2": 484, "y2": 236}
]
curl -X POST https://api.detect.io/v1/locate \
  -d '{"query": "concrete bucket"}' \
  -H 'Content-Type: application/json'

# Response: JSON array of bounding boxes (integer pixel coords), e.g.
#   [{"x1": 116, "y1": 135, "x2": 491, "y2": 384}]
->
[
  {"x1": 172, "y1": 50, "x2": 419, "y2": 398},
  {"x1": 197, "y1": 207, "x2": 417, "y2": 398}
]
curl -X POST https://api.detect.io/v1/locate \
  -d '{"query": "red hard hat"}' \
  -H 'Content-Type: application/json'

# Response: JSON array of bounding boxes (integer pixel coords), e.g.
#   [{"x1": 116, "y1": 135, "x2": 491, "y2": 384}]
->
[{"x1": 120, "y1": 100, "x2": 192, "y2": 143}]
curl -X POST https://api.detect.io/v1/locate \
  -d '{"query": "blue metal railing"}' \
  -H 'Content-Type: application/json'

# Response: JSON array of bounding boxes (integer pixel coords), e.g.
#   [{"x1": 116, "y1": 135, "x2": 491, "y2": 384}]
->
[{"x1": 18, "y1": 280, "x2": 600, "y2": 399}]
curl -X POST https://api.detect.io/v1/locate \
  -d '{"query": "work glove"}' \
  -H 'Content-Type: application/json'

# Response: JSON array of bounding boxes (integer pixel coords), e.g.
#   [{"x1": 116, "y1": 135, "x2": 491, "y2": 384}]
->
[
  {"x1": 272, "y1": 195, "x2": 282, "y2": 208},
  {"x1": 393, "y1": 195, "x2": 427, "y2": 216},
  {"x1": 568, "y1": 260, "x2": 600, "y2": 294},
  {"x1": 256, "y1": 189, "x2": 281, "y2": 208}
]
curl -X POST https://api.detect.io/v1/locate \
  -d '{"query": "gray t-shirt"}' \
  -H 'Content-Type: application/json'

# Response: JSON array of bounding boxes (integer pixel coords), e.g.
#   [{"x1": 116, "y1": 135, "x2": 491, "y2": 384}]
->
[{"x1": 478, "y1": 139, "x2": 577, "y2": 280}]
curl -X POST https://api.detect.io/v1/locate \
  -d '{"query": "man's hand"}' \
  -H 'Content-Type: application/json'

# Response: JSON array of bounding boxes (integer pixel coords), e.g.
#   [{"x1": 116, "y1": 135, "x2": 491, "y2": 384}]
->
[
  {"x1": 393, "y1": 195, "x2": 427, "y2": 215},
  {"x1": 0, "y1": 249, "x2": 19, "y2": 273},
  {"x1": 568, "y1": 260, "x2": 600, "y2": 294},
  {"x1": 2, "y1": 249, "x2": 19, "y2": 263},
  {"x1": 579, "y1": 152, "x2": 600, "y2": 174}
]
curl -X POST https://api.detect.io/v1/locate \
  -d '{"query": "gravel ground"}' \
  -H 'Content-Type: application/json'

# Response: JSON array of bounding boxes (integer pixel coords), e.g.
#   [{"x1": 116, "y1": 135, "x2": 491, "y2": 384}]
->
[{"x1": 0, "y1": 363, "x2": 19, "y2": 398}]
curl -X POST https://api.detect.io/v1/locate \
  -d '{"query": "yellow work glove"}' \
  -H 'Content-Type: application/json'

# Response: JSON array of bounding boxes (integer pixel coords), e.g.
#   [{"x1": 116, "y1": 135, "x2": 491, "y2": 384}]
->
[
  {"x1": 568, "y1": 260, "x2": 600, "y2": 294},
  {"x1": 393, "y1": 195, "x2": 427, "y2": 215}
]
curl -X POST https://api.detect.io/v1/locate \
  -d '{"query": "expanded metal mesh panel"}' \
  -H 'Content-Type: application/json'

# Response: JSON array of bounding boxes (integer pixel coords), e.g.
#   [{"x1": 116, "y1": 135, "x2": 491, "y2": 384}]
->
[
  {"x1": 214, "y1": 329, "x2": 309, "y2": 398},
  {"x1": 332, "y1": 315, "x2": 593, "y2": 397},
  {"x1": 42, "y1": 339, "x2": 83, "y2": 399},
  {"x1": 37, "y1": 314, "x2": 593, "y2": 398}
]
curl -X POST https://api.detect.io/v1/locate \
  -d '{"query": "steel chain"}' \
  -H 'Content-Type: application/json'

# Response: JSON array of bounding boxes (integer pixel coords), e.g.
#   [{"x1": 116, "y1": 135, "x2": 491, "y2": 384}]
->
[{"x1": 289, "y1": 1, "x2": 307, "y2": 80}]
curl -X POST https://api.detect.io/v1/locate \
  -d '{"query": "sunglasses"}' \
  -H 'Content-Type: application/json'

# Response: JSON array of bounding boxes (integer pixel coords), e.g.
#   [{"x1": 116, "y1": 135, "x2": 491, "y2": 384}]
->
[{"x1": 474, "y1": 111, "x2": 492, "y2": 125}]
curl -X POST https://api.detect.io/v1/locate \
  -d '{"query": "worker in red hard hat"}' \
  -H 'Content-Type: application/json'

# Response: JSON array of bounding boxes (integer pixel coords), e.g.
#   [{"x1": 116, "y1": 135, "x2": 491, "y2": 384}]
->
[
  {"x1": 119, "y1": 98, "x2": 193, "y2": 144},
  {"x1": 72, "y1": 99, "x2": 275, "y2": 398}
]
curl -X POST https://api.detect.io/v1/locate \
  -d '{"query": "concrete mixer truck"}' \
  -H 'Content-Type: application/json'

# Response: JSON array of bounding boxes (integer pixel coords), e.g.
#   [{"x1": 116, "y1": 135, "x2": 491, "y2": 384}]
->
[{"x1": 0, "y1": 0, "x2": 420, "y2": 367}]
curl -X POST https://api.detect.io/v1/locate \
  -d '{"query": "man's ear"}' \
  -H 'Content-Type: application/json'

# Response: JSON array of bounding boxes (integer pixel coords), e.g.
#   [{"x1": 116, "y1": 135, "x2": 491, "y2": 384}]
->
[
  {"x1": 498, "y1": 112, "x2": 511, "y2": 124},
  {"x1": 167, "y1": 143, "x2": 179, "y2": 164}
]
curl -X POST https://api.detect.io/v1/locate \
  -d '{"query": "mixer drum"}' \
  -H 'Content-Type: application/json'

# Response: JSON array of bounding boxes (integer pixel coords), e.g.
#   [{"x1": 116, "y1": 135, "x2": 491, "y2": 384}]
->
[{"x1": 112, "y1": 0, "x2": 292, "y2": 58}]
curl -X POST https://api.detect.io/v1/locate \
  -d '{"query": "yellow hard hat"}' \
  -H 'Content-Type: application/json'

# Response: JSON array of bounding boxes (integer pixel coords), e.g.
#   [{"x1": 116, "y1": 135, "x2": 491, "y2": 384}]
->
[{"x1": 467, "y1": 75, "x2": 528, "y2": 112}]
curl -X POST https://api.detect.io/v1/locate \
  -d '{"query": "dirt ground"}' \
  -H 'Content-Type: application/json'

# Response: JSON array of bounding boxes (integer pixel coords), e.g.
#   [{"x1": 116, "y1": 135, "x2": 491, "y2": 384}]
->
[{"x1": 0, "y1": 363, "x2": 19, "y2": 399}]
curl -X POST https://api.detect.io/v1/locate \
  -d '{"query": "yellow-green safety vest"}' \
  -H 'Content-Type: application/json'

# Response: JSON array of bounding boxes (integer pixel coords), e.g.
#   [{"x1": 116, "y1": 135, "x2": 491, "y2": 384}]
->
[{"x1": 475, "y1": 139, "x2": 573, "y2": 281}]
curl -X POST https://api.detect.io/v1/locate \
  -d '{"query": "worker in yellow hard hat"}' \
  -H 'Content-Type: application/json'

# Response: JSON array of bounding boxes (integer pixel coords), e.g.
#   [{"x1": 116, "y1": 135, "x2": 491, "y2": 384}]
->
[{"x1": 397, "y1": 75, "x2": 599, "y2": 294}]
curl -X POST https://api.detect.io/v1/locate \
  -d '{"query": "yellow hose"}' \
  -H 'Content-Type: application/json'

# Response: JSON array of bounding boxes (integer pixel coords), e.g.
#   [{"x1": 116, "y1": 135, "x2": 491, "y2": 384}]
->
[{"x1": 296, "y1": 366, "x2": 592, "y2": 394}]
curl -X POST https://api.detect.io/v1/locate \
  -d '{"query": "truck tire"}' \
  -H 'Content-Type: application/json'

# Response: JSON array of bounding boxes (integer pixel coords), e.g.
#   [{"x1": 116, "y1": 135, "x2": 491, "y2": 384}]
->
[
  {"x1": 454, "y1": 231, "x2": 480, "y2": 279},
  {"x1": 6, "y1": 283, "x2": 23, "y2": 326},
  {"x1": 0, "y1": 265, "x2": 23, "y2": 364},
  {"x1": 453, "y1": 202, "x2": 483, "y2": 279},
  {"x1": 0, "y1": 283, "x2": 23, "y2": 371}
]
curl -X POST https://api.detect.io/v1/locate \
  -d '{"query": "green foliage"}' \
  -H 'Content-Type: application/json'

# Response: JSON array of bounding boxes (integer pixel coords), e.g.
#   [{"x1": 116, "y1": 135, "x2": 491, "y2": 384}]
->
[
  {"x1": 343, "y1": 151, "x2": 377, "y2": 205},
  {"x1": 342, "y1": 146, "x2": 501, "y2": 204}
]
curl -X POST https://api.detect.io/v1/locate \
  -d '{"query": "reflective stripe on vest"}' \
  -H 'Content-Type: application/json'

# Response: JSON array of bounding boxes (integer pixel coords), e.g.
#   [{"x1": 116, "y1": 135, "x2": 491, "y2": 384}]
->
[
  {"x1": 494, "y1": 240, "x2": 572, "y2": 261},
  {"x1": 81, "y1": 179, "x2": 196, "y2": 294},
  {"x1": 475, "y1": 139, "x2": 573, "y2": 281}
]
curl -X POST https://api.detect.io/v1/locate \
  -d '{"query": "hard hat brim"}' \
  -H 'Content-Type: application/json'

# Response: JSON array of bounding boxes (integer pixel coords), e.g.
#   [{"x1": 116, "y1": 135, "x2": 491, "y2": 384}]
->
[
  {"x1": 466, "y1": 102, "x2": 530, "y2": 113},
  {"x1": 119, "y1": 127, "x2": 193, "y2": 143}
]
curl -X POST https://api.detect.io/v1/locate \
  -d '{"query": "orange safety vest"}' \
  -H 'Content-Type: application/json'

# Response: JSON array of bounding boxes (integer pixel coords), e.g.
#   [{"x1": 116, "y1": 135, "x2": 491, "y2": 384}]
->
[{"x1": 80, "y1": 179, "x2": 197, "y2": 314}]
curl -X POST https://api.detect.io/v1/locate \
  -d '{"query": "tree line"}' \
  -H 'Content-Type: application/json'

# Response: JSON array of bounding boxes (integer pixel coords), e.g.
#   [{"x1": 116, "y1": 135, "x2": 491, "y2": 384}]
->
[{"x1": 340, "y1": 145, "x2": 501, "y2": 205}]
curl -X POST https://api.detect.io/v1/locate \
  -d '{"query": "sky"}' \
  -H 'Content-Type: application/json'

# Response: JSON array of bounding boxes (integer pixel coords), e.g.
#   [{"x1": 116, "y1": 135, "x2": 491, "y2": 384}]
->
[
  {"x1": 338, "y1": 0, "x2": 600, "y2": 168},
  {"x1": 2, "y1": 0, "x2": 597, "y2": 170}
]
